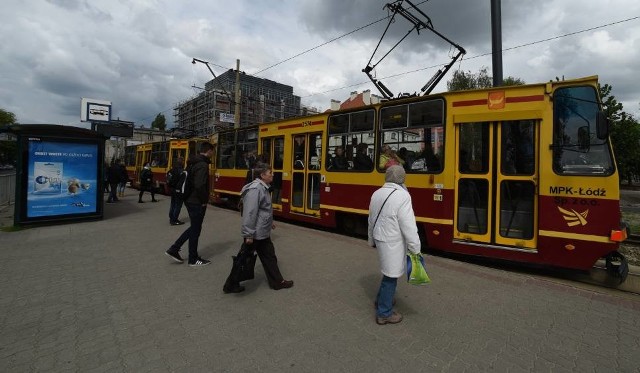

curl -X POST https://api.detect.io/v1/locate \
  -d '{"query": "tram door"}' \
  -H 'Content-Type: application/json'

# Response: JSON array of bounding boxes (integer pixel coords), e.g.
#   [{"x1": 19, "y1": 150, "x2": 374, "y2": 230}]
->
[
  {"x1": 135, "y1": 147, "x2": 151, "y2": 187},
  {"x1": 290, "y1": 133, "x2": 323, "y2": 217},
  {"x1": 454, "y1": 120, "x2": 538, "y2": 249},
  {"x1": 260, "y1": 136, "x2": 285, "y2": 206}
]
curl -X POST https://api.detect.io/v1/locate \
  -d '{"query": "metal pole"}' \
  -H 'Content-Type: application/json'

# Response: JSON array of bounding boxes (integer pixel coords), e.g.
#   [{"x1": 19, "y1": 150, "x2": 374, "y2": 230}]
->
[
  {"x1": 491, "y1": 0, "x2": 503, "y2": 87},
  {"x1": 234, "y1": 59, "x2": 241, "y2": 129}
]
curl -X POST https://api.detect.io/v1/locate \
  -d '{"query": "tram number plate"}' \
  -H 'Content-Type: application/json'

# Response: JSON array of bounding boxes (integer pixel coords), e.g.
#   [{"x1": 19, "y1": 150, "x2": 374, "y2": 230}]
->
[{"x1": 433, "y1": 194, "x2": 443, "y2": 201}]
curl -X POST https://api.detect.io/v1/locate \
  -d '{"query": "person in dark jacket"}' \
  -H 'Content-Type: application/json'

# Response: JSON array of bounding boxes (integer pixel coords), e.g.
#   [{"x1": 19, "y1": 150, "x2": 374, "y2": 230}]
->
[
  {"x1": 117, "y1": 159, "x2": 128, "y2": 197},
  {"x1": 168, "y1": 157, "x2": 185, "y2": 225},
  {"x1": 328, "y1": 146, "x2": 349, "y2": 170},
  {"x1": 106, "y1": 160, "x2": 121, "y2": 203},
  {"x1": 138, "y1": 163, "x2": 157, "y2": 203},
  {"x1": 165, "y1": 142, "x2": 214, "y2": 266},
  {"x1": 353, "y1": 143, "x2": 374, "y2": 170}
]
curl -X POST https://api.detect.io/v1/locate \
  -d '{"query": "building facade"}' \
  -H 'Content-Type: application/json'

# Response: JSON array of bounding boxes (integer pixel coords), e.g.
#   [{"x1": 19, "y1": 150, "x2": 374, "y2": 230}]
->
[{"x1": 174, "y1": 69, "x2": 303, "y2": 137}]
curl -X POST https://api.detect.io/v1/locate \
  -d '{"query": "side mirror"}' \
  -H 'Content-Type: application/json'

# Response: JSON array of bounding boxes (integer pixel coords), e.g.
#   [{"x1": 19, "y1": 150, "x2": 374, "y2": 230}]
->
[{"x1": 596, "y1": 111, "x2": 609, "y2": 139}]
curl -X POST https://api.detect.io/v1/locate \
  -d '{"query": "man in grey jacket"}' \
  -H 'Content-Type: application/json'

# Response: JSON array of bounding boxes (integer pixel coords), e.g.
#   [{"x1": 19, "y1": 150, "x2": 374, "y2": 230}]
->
[{"x1": 225, "y1": 162, "x2": 293, "y2": 293}]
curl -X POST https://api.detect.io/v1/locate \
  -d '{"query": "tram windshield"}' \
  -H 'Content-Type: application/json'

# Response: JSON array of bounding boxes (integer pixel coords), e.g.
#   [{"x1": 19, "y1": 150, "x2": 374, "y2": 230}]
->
[{"x1": 552, "y1": 86, "x2": 614, "y2": 175}]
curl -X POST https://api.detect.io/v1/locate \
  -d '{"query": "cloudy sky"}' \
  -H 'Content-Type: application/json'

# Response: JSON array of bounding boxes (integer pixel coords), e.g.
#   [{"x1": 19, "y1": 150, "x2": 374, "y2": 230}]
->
[{"x1": 2, "y1": 0, "x2": 639, "y2": 129}]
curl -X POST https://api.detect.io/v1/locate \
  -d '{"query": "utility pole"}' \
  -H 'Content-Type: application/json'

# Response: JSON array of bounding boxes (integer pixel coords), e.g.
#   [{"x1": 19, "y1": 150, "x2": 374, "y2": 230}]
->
[
  {"x1": 491, "y1": 0, "x2": 503, "y2": 87},
  {"x1": 234, "y1": 59, "x2": 241, "y2": 129}
]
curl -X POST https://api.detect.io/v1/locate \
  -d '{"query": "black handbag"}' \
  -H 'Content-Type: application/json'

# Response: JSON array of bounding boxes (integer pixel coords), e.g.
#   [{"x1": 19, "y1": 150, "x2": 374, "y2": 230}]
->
[{"x1": 234, "y1": 243, "x2": 257, "y2": 282}]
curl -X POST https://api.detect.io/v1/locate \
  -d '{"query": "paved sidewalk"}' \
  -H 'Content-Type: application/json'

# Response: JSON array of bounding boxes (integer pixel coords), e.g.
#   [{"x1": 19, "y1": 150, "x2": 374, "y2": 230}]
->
[{"x1": 1, "y1": 192, "x2": 639, "y2": 372}]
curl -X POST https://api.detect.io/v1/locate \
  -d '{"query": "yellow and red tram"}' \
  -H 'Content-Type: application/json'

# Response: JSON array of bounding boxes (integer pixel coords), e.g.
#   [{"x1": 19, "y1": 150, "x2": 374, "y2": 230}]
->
[
  {"x1": 212, "y1": 76, "x2": 628, "y2": 276},
  {"x1": 124, "y1": 138, "x2": 210, "y2": 194}
]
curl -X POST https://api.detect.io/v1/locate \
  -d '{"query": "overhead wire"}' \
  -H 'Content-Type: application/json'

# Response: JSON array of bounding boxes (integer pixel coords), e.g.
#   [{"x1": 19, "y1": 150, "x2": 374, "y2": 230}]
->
[{"x1": 137, "y1": 12, "x2": 639, "y2": 124}]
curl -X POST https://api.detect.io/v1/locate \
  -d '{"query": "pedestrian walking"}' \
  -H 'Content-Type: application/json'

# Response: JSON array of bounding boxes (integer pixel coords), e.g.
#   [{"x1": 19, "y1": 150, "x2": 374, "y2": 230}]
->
[
  {"x1": 138, "y1": 163, "x2": 157, "y2": 203},
  {"x1": 117, "y1": 159, "x2": 128, "y2": 197},
  {"x1": 167, "y1": 157, "x2": 186, "y2": 225},
  {"x1": 106, "y1": 160, "x2": 121, "y2": 203},
  {"x1": 165, "y1": 142, "x2": 214, "y2": 266},
  {"x1": 223, "y1": 162, "x2": 293, "y2": 293},
  {"x1": 368, "y1": 165, "x2": 421, "y2": 325}
]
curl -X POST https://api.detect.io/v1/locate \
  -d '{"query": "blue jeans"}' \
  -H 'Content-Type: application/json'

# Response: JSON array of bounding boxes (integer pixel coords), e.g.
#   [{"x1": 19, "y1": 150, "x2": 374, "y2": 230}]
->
[
  {"x1": 170, "y1": 202, "x2": 207, "y2": 263},
  {"x1": 376, "y1": 275, "x2": 397, "y2": 317},
  {"x1": 169, "y1": 193, "x2": 183, "y2": 223}
]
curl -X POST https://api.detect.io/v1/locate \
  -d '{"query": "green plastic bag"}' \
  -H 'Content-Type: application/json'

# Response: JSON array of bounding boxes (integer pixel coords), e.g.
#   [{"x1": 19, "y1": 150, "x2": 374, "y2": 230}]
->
[{"x1": 406, "y1": 253, "x2": 431, "y2": 285}]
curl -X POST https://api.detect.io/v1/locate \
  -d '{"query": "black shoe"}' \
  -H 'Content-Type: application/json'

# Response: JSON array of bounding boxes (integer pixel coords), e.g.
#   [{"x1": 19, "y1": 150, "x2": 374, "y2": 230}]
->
[
  {"x1": 170, "y1": 221, "x2": 185, "y2": 226},
  {"x1": 138, "y1": 200, "x2": 144, "y2": 203},
  {"x1": 189, "y1": 258, "x2": 211, "y2": 267},
  {"x1": 106, "y1": 201, "x2": 114, "y2": 204},
  {"x1": 152, "y1": 199, "x2": 158, "y2": 202},
  {"x1": 165, "y1": 249, "x2": 184, "y2": 263},
  {"x1": 223, "y1": 285, "x2": 245, "y2": 294},
  {"x1": 272, "y1": 280, "x2": 294, "y2": 290}
]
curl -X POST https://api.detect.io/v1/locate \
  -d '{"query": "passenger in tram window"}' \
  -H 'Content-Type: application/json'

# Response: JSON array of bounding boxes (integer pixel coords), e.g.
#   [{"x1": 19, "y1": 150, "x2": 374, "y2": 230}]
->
[
  {"x1": 293, "y1": 136, "x2": 305, "y2": 169},
  {"x1": 368, "y1": 165, "x2": 421, "y2": 325},
  {"x1": 223, "y1": 163, "x2": 294, "y2": 293},
  {"x1": 415, "y1": 143, "x2": 441, "y2": 172},
  {"x1": 328, "y1": 146, "x2": 349, "y2": 170},
  {"x1": 379, "y1": 144, "x2": 405, "y2": 169},
  {"x1": 353, "y1": 143, "x2": 374, "y2": 170},
  {"x1": 245, "y1": 153, "x2": 268, "y2": 185}
]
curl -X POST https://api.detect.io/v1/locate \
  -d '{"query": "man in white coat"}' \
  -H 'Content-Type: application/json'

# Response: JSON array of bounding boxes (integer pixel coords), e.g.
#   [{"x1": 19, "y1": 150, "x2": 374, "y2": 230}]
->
[{"x1": 368, "y1": 165, "x2": 421, "y2": 325}]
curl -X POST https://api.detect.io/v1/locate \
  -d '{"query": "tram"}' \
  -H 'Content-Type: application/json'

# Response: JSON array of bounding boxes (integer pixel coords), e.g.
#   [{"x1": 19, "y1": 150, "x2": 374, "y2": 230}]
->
[
  {"x1": 124, "y1": 138, "x2": 210, "y2": 194},
  {"x1": 211, "y1": 76, "x2": 628, "y2": 277}
]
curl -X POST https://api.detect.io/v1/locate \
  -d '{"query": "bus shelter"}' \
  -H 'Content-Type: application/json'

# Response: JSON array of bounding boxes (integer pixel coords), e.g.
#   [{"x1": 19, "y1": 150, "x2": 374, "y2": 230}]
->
[{"x1": 4, "y1": 124, "x2": 106, "y2": 226}]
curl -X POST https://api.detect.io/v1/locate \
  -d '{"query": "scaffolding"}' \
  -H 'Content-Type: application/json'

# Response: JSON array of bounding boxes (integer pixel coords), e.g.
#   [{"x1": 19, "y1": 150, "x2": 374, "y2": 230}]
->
[{"x1": 174, "y1": 69, "x2": 302, "y2": 136}]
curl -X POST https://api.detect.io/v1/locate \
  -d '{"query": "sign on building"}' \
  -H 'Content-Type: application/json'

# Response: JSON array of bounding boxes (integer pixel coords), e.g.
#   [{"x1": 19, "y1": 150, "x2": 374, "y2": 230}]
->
[{"x1": 219, "y1": 112, "x2": 235, "y2": 123}]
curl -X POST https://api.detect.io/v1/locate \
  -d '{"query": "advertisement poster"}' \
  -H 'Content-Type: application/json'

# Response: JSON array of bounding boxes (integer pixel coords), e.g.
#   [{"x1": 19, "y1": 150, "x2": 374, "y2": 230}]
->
[{"x1": 27, "y1": 140, "x2": 98, "y2": 218}]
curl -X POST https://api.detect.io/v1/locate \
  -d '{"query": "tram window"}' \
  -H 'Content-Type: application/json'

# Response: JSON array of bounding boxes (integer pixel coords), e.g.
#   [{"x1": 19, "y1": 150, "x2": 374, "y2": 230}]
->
[
  {"x1": 273, "y1": 137, "x2": 284, "y2": 170},
  {"x1": 457, "y1": 178, "x2": 489, "y2": 234},
  {"x1": 329, "y1": 114, "x2": 349, "y2": 135},
  {"x1": 380, "y1": 105, "x2": 408, "y2": 129},
  {"x1": 409, "y1": 99, "x2": 444, "y2": 127},
  {"x1": 499, "y1": 181, "x2": 534, "y2": 239},
  {"x1": 217, "y1": 131, "x2": 235, "y2": 169},
  {"x1": 552, "y1": 86, "x2": 614, "y2": 175},
  {"x1": 379, "y1": 126, "x2": 443, "y2": 173},
  {"x1": 459, "y1": 122, "x2": 489, "y2": 174},
  {"x1": 501, "y1": 120, "x2": 535, "y2": 175},
  {"x1": 151, "y1": 142, "x2": 168, "y2": 168},
  {"x1": 235, "y1": 129, "x2": 258, "y2": 169},
  {"x1": 261, "y1": 138, "x2": 272, "y2": 166},
  {"x1": 351, "y1": 110, "x2": 374, "y2": 132},
  {"x1": 327, "y1": 110, "x2": 375, "y2": 172}
]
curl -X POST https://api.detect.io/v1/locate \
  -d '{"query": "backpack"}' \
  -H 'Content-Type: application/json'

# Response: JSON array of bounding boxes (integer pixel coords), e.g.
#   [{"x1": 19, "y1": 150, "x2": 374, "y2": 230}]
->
[
  {"x1": 166, "y1": 168, "x2": 180, "y2": 189},
  {"x1": 173, "y1": 170, "x2": 188, "y2": 196}
]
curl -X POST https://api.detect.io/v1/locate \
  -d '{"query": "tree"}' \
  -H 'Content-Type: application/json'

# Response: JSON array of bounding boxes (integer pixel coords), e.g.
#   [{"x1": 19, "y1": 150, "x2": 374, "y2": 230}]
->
[
  {"x1": 447, "y1": 67, "x2": 524, "y2": 91},
  {"x1": 151, "y1": 113, "x2": 166, "y2": 131},
  {"x1": 0, "y1": 108, "x2": 18, "y2": 165},
  {"x1": 0, "y1": 108, "x2": 17, "y2": 129},
  {"x1": 600, "y1": 84, "x2": 640, "y2": 185}
]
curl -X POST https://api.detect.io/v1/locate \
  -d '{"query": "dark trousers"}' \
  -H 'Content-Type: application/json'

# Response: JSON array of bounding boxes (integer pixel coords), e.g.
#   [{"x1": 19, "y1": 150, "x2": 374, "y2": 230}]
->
[
  {"x1": 169, "y1": 193, "x2": 183, "y2": 223},
  {"x1": 138, "y1": 185, "x2": 156, "y2": 202},
  {"x1": 225, "y1": 237, "x2": 284, "y2": 289},
  {"x1": 253, "y1": 237, "x2": 285, "y2": 288},
  {"x1": 107, "y1": 182, "x2": 119, "y2": 202},
  {"x1": 170, "y1": 202, "x2": 206, "y2": 263}
]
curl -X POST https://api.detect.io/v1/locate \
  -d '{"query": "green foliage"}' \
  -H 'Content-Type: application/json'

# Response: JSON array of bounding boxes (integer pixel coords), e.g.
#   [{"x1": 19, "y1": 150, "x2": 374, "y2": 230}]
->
[
  {"x1": 600, "y1": 84, "x2": 640, "y2": 184},
  {"x1": 0, "y1": 108, "x2": 17, "y2": 129},
  {"x1": 447, "y1": 67, "x2": 524, "y2": 91},
  {"x1": 151, "y1": 113, "x2": 166, "y2": 131}
]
